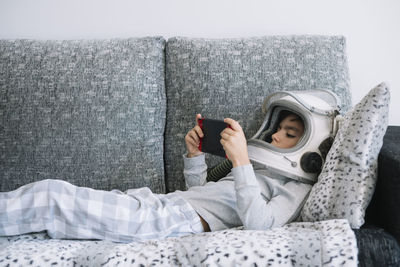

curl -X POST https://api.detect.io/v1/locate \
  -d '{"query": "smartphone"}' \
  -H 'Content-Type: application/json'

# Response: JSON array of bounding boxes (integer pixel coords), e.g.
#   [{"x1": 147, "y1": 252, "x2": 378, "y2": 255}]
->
[{"x1": 198, "y1": 118, "x2": 231, "y2": 158}]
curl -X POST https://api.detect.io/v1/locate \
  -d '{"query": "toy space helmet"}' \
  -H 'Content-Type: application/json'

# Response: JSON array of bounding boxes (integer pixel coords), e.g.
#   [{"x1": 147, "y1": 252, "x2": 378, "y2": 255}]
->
[{"x1": 247, "y1": 89, "x2": 341, "y2": 184}]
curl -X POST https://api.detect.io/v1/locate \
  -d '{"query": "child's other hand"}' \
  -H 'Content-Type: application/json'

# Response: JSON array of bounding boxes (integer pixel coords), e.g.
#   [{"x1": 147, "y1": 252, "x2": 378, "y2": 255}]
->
[
  {"x1": 221, "y1": 118, "x2": 250, "y2": 168},
  {"x1": 185, "y1": 114, "x2": 204, "y2": 158}
]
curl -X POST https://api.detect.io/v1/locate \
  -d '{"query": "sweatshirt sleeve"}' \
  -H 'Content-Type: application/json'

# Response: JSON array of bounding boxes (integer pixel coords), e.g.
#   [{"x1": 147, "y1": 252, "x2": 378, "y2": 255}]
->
[
  {"x1": 182, "y1": 153, "x2": 208, "y2": 189},
  {"x1": 233, "y1": 164, "x2": 311, "y2": 230}
]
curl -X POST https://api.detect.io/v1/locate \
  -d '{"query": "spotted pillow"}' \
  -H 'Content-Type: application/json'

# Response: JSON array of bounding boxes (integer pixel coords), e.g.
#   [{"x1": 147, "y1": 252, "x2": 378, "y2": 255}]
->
[{"x1": 301, "y1": 82, "x2": 390, "y2": 228}]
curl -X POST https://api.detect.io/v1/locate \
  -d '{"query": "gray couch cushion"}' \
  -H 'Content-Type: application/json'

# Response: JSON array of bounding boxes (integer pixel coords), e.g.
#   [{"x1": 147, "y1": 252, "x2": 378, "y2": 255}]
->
[
  {"x1": 0, "y1": 37, "x2": 166, "y2": 193},
  {"x1": 165, "y1": 35, "x2": 351, "y2": 192}
]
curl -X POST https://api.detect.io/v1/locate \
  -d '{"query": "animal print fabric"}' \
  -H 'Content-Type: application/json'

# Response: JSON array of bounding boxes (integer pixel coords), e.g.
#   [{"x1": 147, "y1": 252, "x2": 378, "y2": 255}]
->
[
  {"x1": 301, "y1": 82, "x2": 390, "y2": 228},
  {"x1": 0, "y1": 219, "x2": 357, "y2": 266}
]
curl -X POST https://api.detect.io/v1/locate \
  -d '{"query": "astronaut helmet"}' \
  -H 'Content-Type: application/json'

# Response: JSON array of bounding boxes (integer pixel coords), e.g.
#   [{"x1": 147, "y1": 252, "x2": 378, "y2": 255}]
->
[{"x1": 247, "y1": 89, "x2": 341, "y2": 184}]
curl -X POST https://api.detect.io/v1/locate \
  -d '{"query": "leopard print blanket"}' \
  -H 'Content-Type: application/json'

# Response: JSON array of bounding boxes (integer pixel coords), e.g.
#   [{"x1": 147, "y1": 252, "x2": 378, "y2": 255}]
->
[{"x1": 0, "y1": 219, "x2": 357, "y2": 266}]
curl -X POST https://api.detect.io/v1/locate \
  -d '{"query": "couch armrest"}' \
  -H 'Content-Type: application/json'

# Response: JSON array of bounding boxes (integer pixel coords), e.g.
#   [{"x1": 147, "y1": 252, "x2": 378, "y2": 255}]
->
[
  {"x1": 354, "y1": 226, "x2": 400, "y2": 267},
  {"x1": 365, "y1": 126, "x2": 400, "y2": 243}
]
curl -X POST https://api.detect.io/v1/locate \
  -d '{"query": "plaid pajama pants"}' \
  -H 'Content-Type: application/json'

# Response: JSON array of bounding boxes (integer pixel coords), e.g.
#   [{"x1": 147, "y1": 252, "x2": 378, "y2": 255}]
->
[{"x1": 0, "y1": 179, "x2": 204, "y2": 243}]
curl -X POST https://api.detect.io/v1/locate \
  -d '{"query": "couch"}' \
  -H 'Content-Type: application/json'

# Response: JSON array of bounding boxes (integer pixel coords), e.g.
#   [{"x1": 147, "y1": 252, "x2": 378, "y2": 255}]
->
[{"x1": 0, "y1": 36, "x2": 399, "y2": 266}]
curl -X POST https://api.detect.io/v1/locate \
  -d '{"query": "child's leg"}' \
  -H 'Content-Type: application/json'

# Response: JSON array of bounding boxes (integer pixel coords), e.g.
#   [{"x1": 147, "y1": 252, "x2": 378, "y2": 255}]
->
[{"x1": 0, "y1": 179, "x2": 203, "y2": 242}]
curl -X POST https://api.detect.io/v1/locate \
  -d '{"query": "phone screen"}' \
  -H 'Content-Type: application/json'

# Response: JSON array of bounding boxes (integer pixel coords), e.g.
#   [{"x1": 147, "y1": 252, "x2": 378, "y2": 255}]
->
[{"x1": 198, "y1": 118, "x2": 229, "y2": 158}]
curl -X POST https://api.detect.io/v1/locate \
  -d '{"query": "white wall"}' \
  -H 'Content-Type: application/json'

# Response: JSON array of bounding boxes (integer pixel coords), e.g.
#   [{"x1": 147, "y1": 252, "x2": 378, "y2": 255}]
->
[{"x1": 1, "y1": 0, "x2": 399, "y2": 125}]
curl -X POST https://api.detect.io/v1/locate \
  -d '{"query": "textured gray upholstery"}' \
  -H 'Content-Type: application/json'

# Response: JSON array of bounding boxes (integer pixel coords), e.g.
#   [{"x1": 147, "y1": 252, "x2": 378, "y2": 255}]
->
[
  {"x1": 0, "y1": 38, "x2": 166, "y2": 193},
  {"x1": 165, "y1": 36, "x2": 352, "y2": 192},
  {"x1": 0, "y1": 35, "x2": 352, "y2": 194}
]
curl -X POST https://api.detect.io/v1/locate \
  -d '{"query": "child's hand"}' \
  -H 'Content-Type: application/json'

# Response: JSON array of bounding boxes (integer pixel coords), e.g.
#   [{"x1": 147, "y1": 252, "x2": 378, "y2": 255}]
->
[
  {"x1": 220, "y1": 118, "x2": 251, "y2": 168},
  {"x1": 185, "y1": 114, "x2": 204, "y2": 158}
]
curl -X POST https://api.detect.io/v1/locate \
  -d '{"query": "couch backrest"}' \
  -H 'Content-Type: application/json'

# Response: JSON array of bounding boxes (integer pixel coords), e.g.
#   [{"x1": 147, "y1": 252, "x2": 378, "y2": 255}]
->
[
  {"x1": 165, "y1": 35, "x2": 352, "y2": 193},
  {"x1": 0, "y1": 38, "x2": 167, "y2": 193},
  {"x1": 1, "y1": 35, "x2": 353, "y2": 194}
]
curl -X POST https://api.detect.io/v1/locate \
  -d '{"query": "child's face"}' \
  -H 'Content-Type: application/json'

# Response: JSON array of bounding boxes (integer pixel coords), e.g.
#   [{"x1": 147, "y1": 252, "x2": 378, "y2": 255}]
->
[{"x1": 270, "y1": 114, "x2": 304, "y2": 149}]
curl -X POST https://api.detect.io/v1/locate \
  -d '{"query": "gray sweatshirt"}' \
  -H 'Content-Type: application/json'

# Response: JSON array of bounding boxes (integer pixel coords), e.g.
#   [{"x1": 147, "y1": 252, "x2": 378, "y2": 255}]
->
[{"x1": 174, "y1": 153, "x2": 312, "y2": 232}]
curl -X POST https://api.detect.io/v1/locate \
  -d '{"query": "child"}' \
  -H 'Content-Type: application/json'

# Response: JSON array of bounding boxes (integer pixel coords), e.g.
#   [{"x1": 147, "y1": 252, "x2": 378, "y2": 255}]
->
[
  {"x1": 180, "y1": 112, "x2": 309, "y2": 232},
  {"x1": 0, "y1": 111, "x2": 311, "y2": 243}
]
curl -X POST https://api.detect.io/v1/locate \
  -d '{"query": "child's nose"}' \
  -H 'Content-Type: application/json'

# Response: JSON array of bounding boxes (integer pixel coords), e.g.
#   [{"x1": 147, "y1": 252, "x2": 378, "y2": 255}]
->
[{"x1": 272, "y1": 133, "x2": 280, "y2": 143}]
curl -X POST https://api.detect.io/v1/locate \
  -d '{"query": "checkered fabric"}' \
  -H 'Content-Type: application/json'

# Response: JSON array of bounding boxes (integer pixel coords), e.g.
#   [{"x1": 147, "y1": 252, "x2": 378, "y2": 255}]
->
[{"x1": 0, "y1": 179, "x2": 203, "y2": 243}]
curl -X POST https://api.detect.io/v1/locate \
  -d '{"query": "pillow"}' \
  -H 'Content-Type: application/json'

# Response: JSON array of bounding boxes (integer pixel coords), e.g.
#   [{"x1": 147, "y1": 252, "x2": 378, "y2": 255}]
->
[
  {"x1": 301, "y1": 82, "x2": 390, "y2": 228},
  {"x1": 165, "y1": 35, "x2": 352, "y2": 192},
  {"x1": 0, "y1": 38, "x2": 167, "y2": 193}
]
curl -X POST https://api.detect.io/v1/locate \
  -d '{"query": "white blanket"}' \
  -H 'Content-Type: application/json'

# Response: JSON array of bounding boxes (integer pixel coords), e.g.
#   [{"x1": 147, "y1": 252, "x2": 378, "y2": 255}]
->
[{"x1": 0, "y1": 219, "x2": 357, "y2": 266}]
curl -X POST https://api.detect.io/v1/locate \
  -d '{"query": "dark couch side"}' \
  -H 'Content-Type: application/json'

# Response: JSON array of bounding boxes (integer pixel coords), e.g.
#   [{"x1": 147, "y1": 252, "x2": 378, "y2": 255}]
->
[{"x1": 365, "y1": 126, "x2": 400, "y2": 244}]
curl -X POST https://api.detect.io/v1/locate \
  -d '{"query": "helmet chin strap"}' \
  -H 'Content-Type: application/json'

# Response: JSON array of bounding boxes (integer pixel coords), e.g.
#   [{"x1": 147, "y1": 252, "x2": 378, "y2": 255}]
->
[{"x1": 283, "y1": 156, "x2": 297, "y2": 167}]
